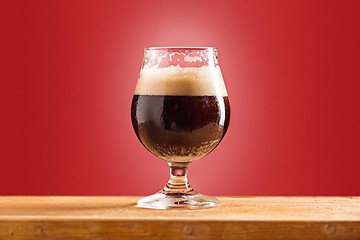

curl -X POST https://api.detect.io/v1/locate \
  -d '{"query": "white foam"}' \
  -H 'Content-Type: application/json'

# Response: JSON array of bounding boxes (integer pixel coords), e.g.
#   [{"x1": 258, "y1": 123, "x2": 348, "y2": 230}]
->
[{"x1": 134, "y1": 66, "x2": 228, "y2": 96}]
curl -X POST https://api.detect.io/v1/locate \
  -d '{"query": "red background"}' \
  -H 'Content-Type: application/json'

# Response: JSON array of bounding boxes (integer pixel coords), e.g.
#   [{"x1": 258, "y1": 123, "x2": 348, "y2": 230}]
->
[{"x1": 1, "y1": 0, "x2": 359, "y2": 196}]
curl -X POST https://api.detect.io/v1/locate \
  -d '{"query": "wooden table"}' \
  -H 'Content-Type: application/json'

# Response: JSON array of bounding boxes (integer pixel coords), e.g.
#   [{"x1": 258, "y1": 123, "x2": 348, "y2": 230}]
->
[{"x1": 0, "y1": 196, "x2": 359, "y2": 239}]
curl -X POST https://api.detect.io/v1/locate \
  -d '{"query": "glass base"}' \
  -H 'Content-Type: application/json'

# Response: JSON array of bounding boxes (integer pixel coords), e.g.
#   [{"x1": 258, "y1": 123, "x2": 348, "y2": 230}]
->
[{"x1": 137, "y1": 192, "x2": 220, "y2": 209}]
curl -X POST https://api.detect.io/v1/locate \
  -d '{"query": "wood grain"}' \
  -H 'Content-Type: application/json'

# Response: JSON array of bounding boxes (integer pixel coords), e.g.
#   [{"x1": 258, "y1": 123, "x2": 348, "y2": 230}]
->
[{"x1": 0, "y1": 196, "x2": 359, "y2": 239}]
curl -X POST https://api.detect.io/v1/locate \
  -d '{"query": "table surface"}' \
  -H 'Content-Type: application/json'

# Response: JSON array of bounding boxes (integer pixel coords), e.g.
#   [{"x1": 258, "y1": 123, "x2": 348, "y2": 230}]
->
[{"x1": 0, "y1": 196, "x2": 359, "y2": 239}]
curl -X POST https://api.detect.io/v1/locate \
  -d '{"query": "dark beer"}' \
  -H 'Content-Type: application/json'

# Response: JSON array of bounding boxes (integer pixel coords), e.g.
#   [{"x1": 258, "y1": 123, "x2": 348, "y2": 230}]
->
[{"x1": 131, "y1": 94, "x2": 230, "y2": 162}]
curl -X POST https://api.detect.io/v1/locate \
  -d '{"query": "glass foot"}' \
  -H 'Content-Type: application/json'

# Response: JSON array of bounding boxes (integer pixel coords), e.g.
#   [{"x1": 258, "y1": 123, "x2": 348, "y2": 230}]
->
[{"x1": 137, "y1": 192, "x2": 220, "y2": 209}]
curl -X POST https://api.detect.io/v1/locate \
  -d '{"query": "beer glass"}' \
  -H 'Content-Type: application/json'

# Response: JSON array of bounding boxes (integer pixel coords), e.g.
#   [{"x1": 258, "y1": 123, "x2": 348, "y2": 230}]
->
[{"x1": 131, "y1": 47, "x2": 230, "y2": 209}]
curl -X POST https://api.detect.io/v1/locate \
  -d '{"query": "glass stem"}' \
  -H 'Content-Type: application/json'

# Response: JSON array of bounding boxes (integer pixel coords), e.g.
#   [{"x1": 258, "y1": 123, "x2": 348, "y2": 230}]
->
[{"x1": 161, "y1": 162, "x2": 197, "y2": 195}]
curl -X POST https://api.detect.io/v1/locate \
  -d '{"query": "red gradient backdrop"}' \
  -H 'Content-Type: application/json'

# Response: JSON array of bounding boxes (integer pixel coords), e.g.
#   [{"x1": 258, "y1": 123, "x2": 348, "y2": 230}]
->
[{"x1": 0, "y1": 0, "x2": 359, "y2": 196}]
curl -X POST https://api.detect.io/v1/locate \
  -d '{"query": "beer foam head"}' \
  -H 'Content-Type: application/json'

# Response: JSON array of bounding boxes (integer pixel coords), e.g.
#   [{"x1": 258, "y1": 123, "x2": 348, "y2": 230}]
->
[{"x1": 134, "y1": 66, "x2": 228, "y2": 96}]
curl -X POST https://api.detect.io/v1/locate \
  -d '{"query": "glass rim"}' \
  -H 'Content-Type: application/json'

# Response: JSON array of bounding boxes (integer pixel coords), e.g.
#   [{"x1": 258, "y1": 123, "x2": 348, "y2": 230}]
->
[{"x1": 145, "y1": 47, "x2": 217, "y2": 51}]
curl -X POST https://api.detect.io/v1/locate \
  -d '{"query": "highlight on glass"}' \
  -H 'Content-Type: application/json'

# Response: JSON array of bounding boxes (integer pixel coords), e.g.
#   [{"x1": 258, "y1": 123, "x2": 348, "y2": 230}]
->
[{"x1": 131, "y1": 47, "x2": 230, "y2": 209}]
